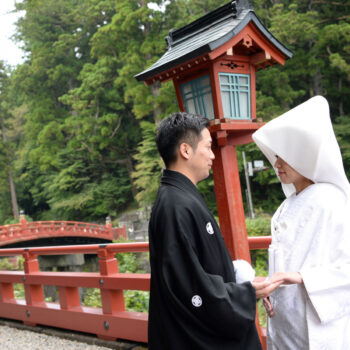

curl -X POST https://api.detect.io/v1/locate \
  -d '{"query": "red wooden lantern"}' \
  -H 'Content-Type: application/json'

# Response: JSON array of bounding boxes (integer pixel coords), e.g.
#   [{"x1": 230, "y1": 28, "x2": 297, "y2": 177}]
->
[{"x1": 135, "y1": 0, "x2": 292, "y2": 261}]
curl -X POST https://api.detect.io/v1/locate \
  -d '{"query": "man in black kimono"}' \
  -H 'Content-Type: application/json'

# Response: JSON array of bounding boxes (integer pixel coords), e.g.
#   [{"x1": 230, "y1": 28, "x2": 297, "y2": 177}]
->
[{"x1": 148, "y1": 112, "x2": 281, "y2": 349}]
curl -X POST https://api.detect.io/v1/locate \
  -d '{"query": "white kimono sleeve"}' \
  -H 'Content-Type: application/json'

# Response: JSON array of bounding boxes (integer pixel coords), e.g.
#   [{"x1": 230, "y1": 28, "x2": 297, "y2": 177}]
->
[{"x1": 300, "y1": 201, "x2": 350, "y2": 323}]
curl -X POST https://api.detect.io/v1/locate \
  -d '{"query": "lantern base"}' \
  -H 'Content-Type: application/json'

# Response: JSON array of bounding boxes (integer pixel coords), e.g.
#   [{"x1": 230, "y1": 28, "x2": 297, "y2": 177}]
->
[{"x1": 210, "y1": 119, "x2": 264, "y2": 146}]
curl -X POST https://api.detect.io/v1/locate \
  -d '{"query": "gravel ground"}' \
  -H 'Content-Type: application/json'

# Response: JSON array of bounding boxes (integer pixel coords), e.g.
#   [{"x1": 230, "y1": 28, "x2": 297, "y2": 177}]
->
[
  {"x1": 0, "y1": 321, "x2": 148, "y2": 350},
  {"x1": 0, "y1": 325, "x2": 111, "y2": 349}
]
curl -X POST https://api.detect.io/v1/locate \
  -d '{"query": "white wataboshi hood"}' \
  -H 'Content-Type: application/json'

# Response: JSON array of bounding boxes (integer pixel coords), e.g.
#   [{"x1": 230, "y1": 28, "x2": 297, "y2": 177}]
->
[{"x1": 252, "y1": 96, "x2": 350, "y2": 198}]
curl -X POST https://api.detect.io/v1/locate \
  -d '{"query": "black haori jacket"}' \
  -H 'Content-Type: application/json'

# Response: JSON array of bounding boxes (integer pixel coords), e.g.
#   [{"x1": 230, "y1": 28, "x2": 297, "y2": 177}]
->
[{"x1": 148, "y1": 170, "x2": 261, "y2": 349}]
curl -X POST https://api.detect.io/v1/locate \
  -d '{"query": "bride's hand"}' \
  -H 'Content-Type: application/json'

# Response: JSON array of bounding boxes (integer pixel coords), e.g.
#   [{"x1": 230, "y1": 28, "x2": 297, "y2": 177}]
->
[{"x1": 269, "y1": 271, "x2": 303, "y2": 285}]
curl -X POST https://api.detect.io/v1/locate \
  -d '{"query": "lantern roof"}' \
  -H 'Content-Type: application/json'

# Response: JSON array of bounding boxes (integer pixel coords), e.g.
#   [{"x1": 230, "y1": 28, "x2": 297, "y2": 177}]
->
[{"x1": 135, "y1": 0, "x2": 293, "y2": 83}]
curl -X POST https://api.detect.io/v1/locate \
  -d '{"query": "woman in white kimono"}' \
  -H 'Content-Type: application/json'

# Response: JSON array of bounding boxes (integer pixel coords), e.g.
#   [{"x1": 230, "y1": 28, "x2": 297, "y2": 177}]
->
[{"x1": 252, "y1": 96, "x2": 350, "y2": 350}]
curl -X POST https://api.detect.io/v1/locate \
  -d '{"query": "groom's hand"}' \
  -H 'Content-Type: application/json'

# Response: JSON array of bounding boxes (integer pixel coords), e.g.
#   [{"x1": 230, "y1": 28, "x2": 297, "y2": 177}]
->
[{"x1": 251, "y1": 278, "x2": 283, "y2": 299}]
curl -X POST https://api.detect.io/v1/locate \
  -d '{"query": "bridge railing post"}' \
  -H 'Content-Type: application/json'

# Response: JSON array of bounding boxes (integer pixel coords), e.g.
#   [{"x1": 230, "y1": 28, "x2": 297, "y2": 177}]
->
[
  {"x1": 23, "y1": 251, "x2": 45, "y2": 326},
  {"x1": 0, "y1": 282, "x2": 15, "y2": 302},
  {"x1": 58, "y1": 286, "x2": 82, "y2": 311},
  {"x1": 97, "y1": 246, "x2": 125, "y2": 341},
  {"x1": 98, "y1": 246, "x2": 125, "y2": 312}
]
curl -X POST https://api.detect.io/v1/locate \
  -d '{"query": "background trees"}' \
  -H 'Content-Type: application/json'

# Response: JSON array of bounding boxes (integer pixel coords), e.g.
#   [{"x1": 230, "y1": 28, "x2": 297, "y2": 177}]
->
[{"x1": 0, "y1": 0, "x2": 348, "y2": 223}]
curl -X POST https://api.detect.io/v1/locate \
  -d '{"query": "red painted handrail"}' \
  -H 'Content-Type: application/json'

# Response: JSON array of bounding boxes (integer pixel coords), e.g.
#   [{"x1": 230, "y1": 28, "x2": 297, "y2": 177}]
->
[
  {"x1": 0, "y1": 242, "x2": 149, "y2": 342},
  {"x1": 0, "y1": 242, "x2": 149, "y2": 256},
  {"x1": 0, "y1": 237, "x2": 271, "y2": 344},
  {"x1": 0, "y1": 218, "x2": 126, "y2": 247},
  {"x1": 248, "y1": 235, "x2": 272, "y2": 250}
]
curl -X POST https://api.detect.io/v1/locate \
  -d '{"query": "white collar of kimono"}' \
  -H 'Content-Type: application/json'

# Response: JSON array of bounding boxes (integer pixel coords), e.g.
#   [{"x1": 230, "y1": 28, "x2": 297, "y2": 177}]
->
[{"x1": 252, "y1": 95, "x2": 350, "y2": 198}]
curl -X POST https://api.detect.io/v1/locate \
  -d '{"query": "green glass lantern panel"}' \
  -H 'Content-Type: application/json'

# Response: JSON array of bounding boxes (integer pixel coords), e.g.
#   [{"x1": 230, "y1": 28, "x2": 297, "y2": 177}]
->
[
  {"x1": 219, "y1": 73, "x2": 251, "y2": 119},
  {"x1": 180, "y1": 75, "x2": 214, "y2": 119}
]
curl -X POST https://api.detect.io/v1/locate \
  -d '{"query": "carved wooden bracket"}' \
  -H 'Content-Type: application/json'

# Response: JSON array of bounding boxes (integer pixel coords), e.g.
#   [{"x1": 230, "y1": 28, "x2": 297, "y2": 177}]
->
[
  {"x1": 242, "y1": 34, "x2": 253, "y2": 48},
  {"x1": 216, "y1": 130, "x2": 228, "y2": 146}
]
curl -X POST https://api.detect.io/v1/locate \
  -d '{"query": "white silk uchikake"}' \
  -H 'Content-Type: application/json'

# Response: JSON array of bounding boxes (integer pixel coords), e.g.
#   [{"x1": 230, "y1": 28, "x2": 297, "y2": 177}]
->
[
  {"x1": 252, "y1": 96, "x2": 350, "y2": 198},
  {"x1": 253, "y1": 96, "x2": 350, "y2": 349}
]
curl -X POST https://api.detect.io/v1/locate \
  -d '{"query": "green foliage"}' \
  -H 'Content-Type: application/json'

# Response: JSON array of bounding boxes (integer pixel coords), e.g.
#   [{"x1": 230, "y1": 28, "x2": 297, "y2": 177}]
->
[
  {"x1": 14, "y1": 284, "x2": 25, "y2": 300},
  {"x1": 246, "y1": 215, "x2": 271, "y2": 237},
  {"x1": 0, "y1": 258, "x2": 18, "y2": 271},
  {"x1": 132, "y1": 121, "x2": 163, "y2": 206},
  {"x1": 83, "y1": 287, "x2": 149, "y2": 312},
  {"x1": 0, "y1": 0, "x2": 348, "y2": 223},
  {"x1": 121, "y1": 252, "x2": 150, "y2": 312},
  {"x1": 83, "y1": 246, "x2": 150, "y2": 312},
  {"x1": 197, "y1": 174, "x2": 218, "y2": 215},
  {"x1": 124, "y1": 290, "x2": 149, "y2": 312},
  {"x1": 116, "y1": 251, "x2": 139, "y2": 273},
  {"x1": 0, "y1": 257, "x2": 25, "y2": 299},
  {"x1": 83, "y1": 288, "x2": 102, "y2": 308},
  {"x1": 334, "y1": 115, "x2": 350, "y2": 179},
  {"x1": 246, "y1": 214, "x2": 273, "y2": 326},
  {"x1": 246, "y1": 215, "x2": 271, "y2": 277},
  {"x1": 116, "y1": 241, "x2": 150, "y2": 312}
]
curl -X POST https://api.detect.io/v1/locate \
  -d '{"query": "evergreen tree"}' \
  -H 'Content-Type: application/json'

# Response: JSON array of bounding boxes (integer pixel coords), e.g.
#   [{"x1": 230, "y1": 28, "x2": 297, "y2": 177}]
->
[{"x1": 0, "y1": 0, "x2": 348, "y2": 223}]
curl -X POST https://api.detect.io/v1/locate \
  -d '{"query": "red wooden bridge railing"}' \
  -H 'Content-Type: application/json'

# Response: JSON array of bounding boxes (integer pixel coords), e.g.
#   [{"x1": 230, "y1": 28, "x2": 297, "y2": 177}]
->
[
  {"x1": 0, "y1": 236, "x2": 271, "y2": 344},
  {"x1": 0, "y1": 216, "x2": 126, "y2": 247}
]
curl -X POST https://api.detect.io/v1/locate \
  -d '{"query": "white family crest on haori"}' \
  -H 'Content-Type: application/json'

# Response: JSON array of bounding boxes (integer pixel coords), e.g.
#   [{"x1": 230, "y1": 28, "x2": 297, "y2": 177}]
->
[
  {"x1": 206, "y1": 222, "x2": 214, "y2": 234},
  {"x1": 191, "y1": 295, "x2": 202, "y2": 307},
  {"x1": 252, "y1": 96, "x2": 350, "y2": 350}
]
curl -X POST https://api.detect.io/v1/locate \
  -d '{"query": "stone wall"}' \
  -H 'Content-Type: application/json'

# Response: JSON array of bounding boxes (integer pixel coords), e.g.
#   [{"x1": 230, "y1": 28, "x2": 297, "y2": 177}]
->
[{"x1": 117, "y1": 207, "x2": 151, "y2": 242}]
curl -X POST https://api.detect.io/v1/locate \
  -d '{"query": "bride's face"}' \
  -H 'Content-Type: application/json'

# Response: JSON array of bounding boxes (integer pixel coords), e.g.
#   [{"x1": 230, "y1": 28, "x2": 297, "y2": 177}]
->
[{"x1": 274, "y1": 156, "x2": 305, "y2": 185}]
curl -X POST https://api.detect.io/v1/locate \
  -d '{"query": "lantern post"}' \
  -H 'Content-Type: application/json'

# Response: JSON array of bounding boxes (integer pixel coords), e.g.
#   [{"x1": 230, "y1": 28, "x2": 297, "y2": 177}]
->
[
  {"x1": 135, "y1": 1, "x2": 292, "y2": 345},
  {"x1": 136, "y1": 0, "x2": 292, "y2": 261}
]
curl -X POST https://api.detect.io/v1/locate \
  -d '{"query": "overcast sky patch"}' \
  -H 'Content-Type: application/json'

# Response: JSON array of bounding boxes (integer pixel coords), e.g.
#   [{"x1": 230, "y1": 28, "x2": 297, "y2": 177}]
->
[{"x1": 0, "y1": 1, "x2": 24, "y2": 66}]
